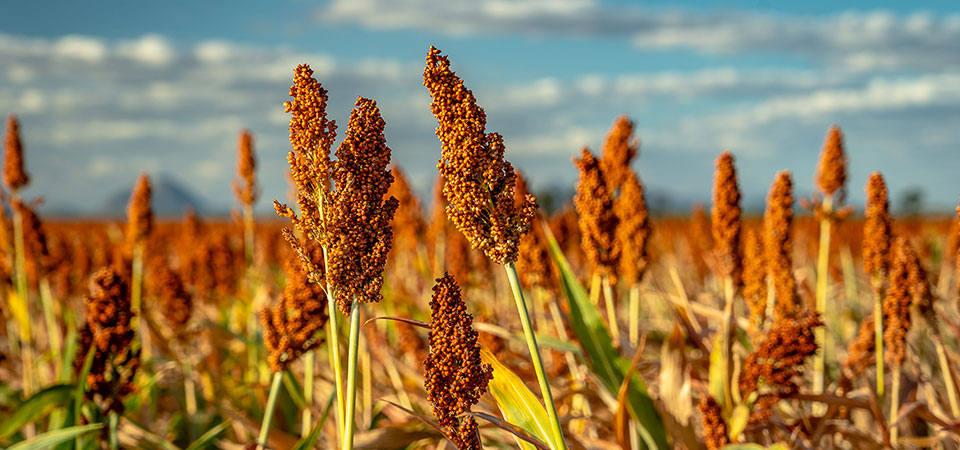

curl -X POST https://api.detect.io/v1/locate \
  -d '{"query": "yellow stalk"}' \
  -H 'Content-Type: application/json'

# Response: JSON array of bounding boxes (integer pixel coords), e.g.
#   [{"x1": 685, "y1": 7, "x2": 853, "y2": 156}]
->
[
  {"x1": 813, "y1": 194, "x2": 833, "y2": 415},
  {"x1": 601, "y1": 276, "x2": 620, "y2": 344},
  {"x1": 872, "y1": 276, "x2": 885, "y2": 401},
  {"x1": 628, "y1": 284, "x2": 640, "y2": 349},
  {"x1": 301, "y1": 350, "x2": 315, "y2": 436},
  {"x1": 721, "y1": 276, "x2": 735, "y2": 409},
  {"x1": 131, "y1": 242, "x2": 150, "y2": 362},
  {"x1": 934, "y1": 336, "x2": 960, "y2": 418},
  {"x1": 890, "y1": 367, "x2": 901, "y2": 445}
]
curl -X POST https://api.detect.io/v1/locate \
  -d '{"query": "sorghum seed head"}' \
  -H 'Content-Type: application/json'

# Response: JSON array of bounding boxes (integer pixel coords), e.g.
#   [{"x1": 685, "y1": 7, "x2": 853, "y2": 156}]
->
[
  {"x1": 599, "y1": 115, "x2": 638, "y2": 190},
  {"x1": 739, "y1": 309, "x2": 822, "y2": 422},
  {"x1": 388, "y1": 165, "x2": 427, "y2": 257},
  {"x1": 126, "y1": 173, "x2": 153, "y2": 250},
  {"x1": 815, "y1": 125, "x2": 847, "y2": 198},
  {"x1": 883, "y1": 237, "x2": 916, "y2": 368},
  {"x1": 149, "y1": 263, "x2": 192, "y2": 339},
  {"x1": 262, "y1": 248, "x2": 329, "y2": 372},
  {"x1": 323, "y1": 97, "x2": 398, "y2": 314},
  {"x1": 3, "y1": 115, "x2": 29, "y2": 191},
  {"x1": 574, "y1": 147, "x2": 619, "y2": 279},
  {"x1": 75, "y1": 267, "x2": 140, "y2": 416},
  {"x1": 275, "y1": 63, "x2": 337, "y2": 284},
  {"x1": 698, "y1": 395, "x2": 729, "y2": 450},
  {"x1": 863, "y1": 172, "x2": 892, "y2": 277},
  {"x1": 615, "y1": 170, "x2": 651, "y2": 286},
  {"x1": 742, "y1": 229, "x2": 766, "y2": 342},
  {"x1": 423, "y1": 46, "x2": 537, "y2": 265},
  {"x1": 843, "y1": 315, "x2": 875, "y2": 380},
  {"x1": 233, "y1": 129, "x2": 258, "y2": 207},
  {"x1": 424, "y1": 273, "x2": 492, "y2": 450},
  {"x1": 763, "y1": 171, "x2": 797, "y2": 321},
  {"x1": 711, "y1": 151, "x2": 742, "y2": 287},
  {"x1": 515, "y1": 173, "x2": 556, "y2": 291}
]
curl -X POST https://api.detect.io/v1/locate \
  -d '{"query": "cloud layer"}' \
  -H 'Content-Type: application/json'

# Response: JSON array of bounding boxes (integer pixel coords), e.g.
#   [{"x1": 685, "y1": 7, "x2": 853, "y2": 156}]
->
[
  {"x1": 320, "y1": 0, "x2": 960, "y2": 71},
  {"x1": 2, "y1": 7, "x2": 959, "y2": 215}
]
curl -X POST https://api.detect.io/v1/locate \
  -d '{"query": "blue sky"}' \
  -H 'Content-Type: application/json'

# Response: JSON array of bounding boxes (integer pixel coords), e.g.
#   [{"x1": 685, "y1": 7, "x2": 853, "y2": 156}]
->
[{"x1": 1, "y1": 0, "x2": 958, "y2": 214}]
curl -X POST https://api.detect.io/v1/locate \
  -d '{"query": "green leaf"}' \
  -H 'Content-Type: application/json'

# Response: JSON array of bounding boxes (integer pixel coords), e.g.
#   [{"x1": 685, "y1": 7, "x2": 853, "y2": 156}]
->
[
  {"x1": 184, "y1": 420, "x2": 231, "y2": 450},
  {"x1": 7, "y1": 424, "x2": 103, "y2": 450},
  {"x1": 282, "y1": 371, "x2": 307, "y2": 409},
  {"x1": 73, "y1": 347, "x2": 96, "y2": 430},
  {"x1": 708, "y1": 334, "x2": 727, "y2": 411},
  {"x1": 473, "y1": 322, "x2": 582, "y2": 355},
  {"x1": 291, "y1": 418, "x2": 323, "y2": 450},
  {"x1": 545, "y1": 228, "x2": 668, "y2": 450},
  {"x1": 0, "y1": 384, "x2": 74, "y2": 439},
  {"x1": 480, "y1": 347, "x2": 562, "y2": 450},
  {"x1": 60, "y1": 326, "x2": 78, "y2": 384}
]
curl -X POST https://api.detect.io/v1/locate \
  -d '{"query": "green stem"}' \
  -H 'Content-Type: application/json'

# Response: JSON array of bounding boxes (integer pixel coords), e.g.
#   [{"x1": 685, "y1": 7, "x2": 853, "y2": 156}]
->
[
  {"x1": 342, "y1": 300, "x2": 361, "y2": 449},
  {"x1": 505, "y1": 262, "x2": 568, "y2": 450},
  {"x1": 873, "y1": 280, "x2": 885, "y2": 401},
  {"x1": 322, "y1": 246, "x2": 344, "y2": 444},
  {"x1": 39, "y1": 278, "x2": 62, "y2": 377},
  {"x1": 814, "y1": 194, "x2": 832, "y2": 414},
  {"x1": 257, "y1": 372, "x2": 284, "y2": 449},
  {"x1": 302, "y1": 350, "x2": 315, "y2": 436},
  {"x1": 12, "y1": 195, "x2": 34, "y2": 397},
  {"x1": 108, "y1": 411, "x2": 119, "y2": 450}
]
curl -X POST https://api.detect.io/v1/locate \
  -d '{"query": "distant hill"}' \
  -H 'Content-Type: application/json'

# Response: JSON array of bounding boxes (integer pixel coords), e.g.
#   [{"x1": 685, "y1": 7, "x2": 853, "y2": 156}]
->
[{"x1": 97, "y1": 175, "x2": 210, "y2": 218}]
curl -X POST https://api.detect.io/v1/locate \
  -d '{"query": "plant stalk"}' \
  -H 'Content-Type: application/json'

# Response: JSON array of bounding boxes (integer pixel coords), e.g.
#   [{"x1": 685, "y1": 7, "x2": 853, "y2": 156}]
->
[
  {"x1": 813, "y1": 194, "x2": 832, "y2": 415},
  {"x1": 721, "y1": 276, "x2": 735, "y2": 409},
  {"x1": 890, "y1": 367, "x2": 901, "y2": 446},
  {"x1": 872, "y1": 277, "x2": 885, "y2": 401},
  {"x1": 39, "y1": 279, "x2": 62, "y2": 376},
  {"x1": 935, "y1": 337, "x2": 960, "y2": 418},
  {"x1": 11, "y1": 195, "x2": 35, "y2": 397},
  {"x1": 342, "y1": 300, "x2": 361, "y2": 449},
  {"x1": 131, "y1": 243, "x2": 150, "y2": 362},
  {"x1": 628, "y1": 284, "x2": 640, "y2": 349},
  {"x1": 257, "y1": 372, "x2": 284, "y2": 449},
  {"x1": 601, "y1": 276, "x2": 620, "y2": 345},
  {"x1": 243, "y1": 204, "x2": 255, "y2": 267},
  {"x1": 301, "y1": 349, "x2": 315, "y2": 436},
  {"x1": 109, "y1": 411, "x2": 119, "y2": 450},
  {"x1": 317, "y1": 189, "x2": 345, "y2": 443},
  {"x1": 183, "y1": 359, "x2": 198, "y2": 441},
  {"x1": 505, "y1": 262, "x2": 568, "y2": 450}
]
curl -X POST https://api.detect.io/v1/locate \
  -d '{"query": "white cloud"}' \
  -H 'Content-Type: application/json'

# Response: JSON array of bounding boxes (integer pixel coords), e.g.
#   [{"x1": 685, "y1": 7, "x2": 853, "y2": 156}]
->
[
  {"x1": 116, "y1": 34, "x2": 175, "y2": 67},
  {"x1": 319, "y1": 0, "x2": 960, "y2": 71},
  {"x1": 54, "y1": 35, "x2": 107, "y2": 62},
  {"x1": 194, "y1": 40, "x2": 234, "y2": 64}
]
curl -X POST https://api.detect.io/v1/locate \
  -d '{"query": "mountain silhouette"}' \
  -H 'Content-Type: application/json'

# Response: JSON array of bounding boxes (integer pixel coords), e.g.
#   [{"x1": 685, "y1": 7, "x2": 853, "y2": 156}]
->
[{"x1": 97, "y1": 175, "x2": 209, "y2": 218}]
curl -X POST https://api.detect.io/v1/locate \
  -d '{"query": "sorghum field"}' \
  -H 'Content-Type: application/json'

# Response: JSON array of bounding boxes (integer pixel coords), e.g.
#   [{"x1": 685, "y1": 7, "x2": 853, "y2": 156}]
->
[{"x1": 1, "y1": 46, "x2": 959, "y2": 450}]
